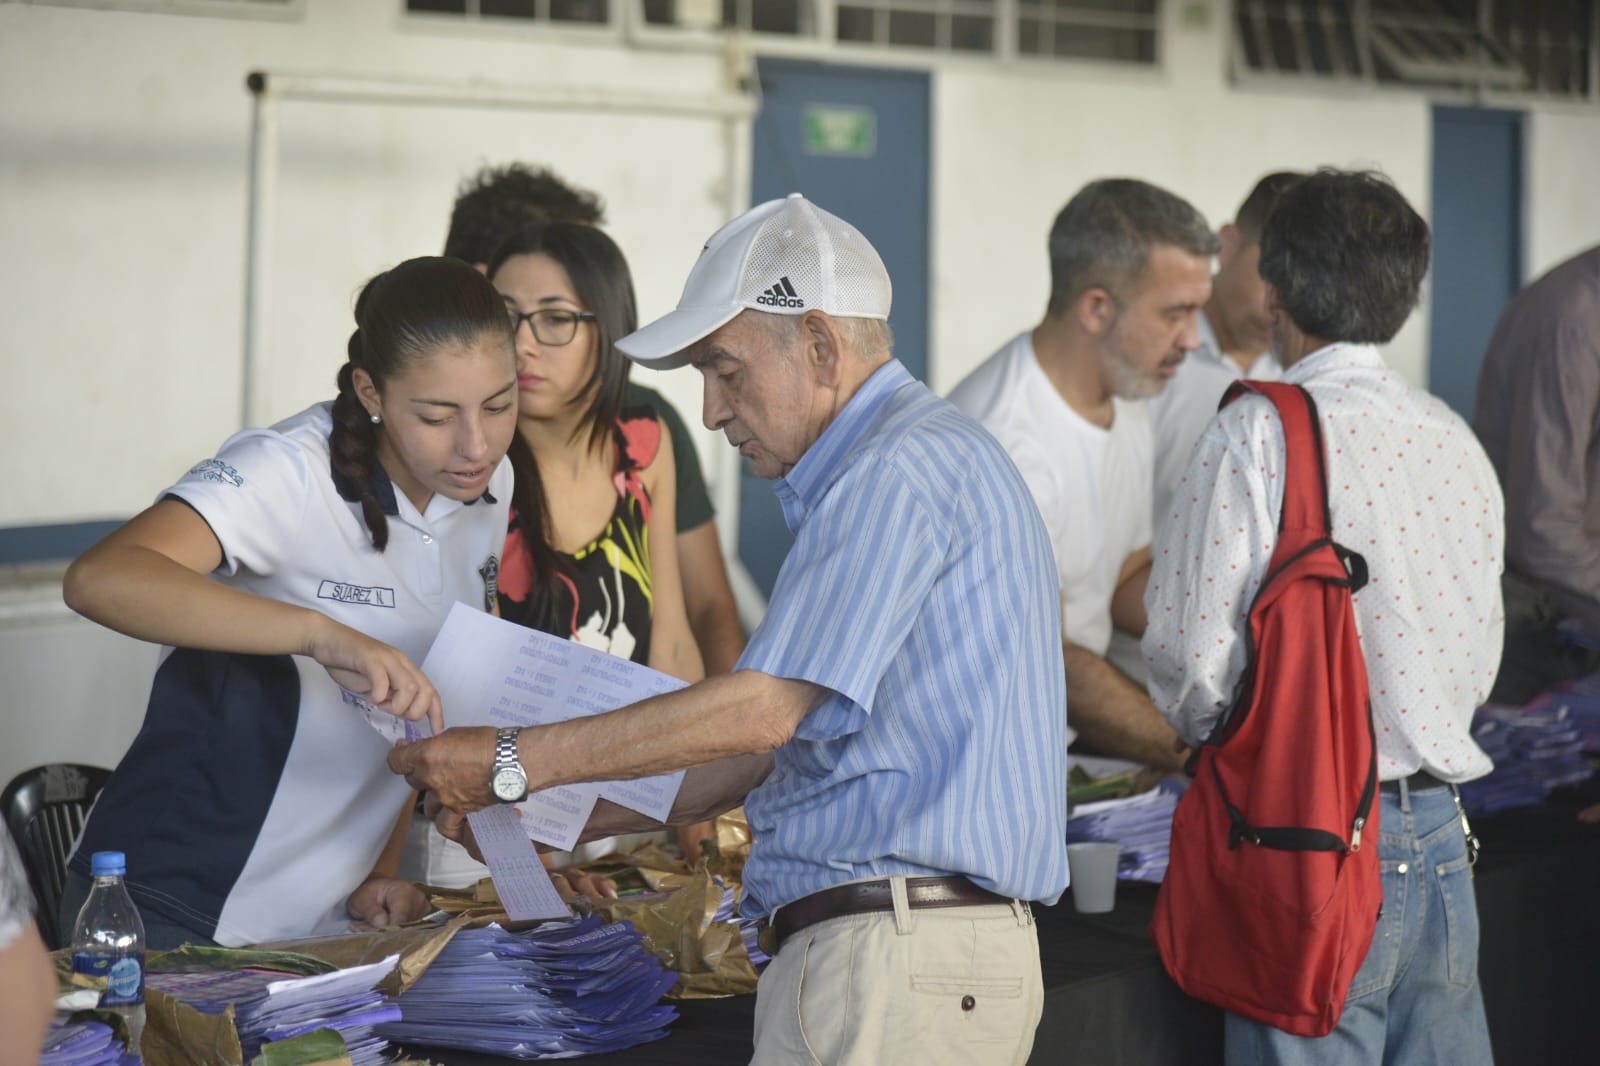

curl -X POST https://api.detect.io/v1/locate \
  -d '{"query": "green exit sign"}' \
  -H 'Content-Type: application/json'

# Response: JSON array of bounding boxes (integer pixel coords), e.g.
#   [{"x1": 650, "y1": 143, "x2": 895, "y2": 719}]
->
[{"x1": 804, "y1": 105, "x2": 877, "y2": 158}]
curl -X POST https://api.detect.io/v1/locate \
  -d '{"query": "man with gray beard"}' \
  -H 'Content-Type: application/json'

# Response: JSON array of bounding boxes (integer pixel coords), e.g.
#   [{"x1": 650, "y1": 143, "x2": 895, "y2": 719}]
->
[{"x1": 950, "y1": 179, "x2": 1216, "y2": 773}]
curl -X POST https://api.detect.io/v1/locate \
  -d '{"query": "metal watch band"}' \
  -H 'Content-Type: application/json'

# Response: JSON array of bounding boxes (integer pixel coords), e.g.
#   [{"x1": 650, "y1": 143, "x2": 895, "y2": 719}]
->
[
  {"x1": 492, "y1": 726, "x2": 527, "y2": 802},
  {"x1": 495, "y1": 726, "x2": 520, "y2": 770}
]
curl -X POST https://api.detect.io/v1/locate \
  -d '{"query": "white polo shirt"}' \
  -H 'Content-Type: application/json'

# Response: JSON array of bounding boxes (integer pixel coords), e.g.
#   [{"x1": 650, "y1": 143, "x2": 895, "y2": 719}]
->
[{"x1": 72, "y1": 402, "x2": 511, "y2": 946}]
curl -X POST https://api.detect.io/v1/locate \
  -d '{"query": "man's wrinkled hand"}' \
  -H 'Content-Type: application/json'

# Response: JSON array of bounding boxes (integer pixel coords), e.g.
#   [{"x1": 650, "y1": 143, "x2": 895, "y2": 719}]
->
[
  {"x1": 428, "y1": 799, "x2": 485, "y2": 864},
  {"x1": 387, "y1": 726, "x2": 500, "y2": 813},
  {"x1": 551, "y1": 867, "x2": 618, "y2": 901}
]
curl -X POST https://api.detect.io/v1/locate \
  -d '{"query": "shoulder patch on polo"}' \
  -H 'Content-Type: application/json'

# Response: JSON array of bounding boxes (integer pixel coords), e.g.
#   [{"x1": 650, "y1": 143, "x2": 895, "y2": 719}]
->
[{"x1": 187, "y1": 459, "x2": 244, "y2": 487}]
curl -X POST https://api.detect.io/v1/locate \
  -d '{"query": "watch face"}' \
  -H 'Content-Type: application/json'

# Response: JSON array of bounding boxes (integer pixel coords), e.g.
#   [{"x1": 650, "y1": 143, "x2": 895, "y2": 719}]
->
[{"x1": 493, "y1": 766, "x2": 527, "y2": 802}]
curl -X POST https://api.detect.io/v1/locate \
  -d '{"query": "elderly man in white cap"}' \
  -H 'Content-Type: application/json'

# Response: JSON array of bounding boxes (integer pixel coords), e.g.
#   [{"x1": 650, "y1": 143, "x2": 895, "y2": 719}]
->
[{"x1": 392, "y1": 194, "x2": 1069, "y2": 1065}]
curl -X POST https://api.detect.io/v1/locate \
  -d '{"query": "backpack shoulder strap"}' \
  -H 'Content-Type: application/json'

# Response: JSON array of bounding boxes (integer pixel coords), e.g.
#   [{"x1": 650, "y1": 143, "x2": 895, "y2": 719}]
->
[
  {"x1": 1221, "y1": 380, "x2": 1366, "y2": 589},
  {"x1": 1220, "y1": 380, "x2": 1330, "y2": 538}
]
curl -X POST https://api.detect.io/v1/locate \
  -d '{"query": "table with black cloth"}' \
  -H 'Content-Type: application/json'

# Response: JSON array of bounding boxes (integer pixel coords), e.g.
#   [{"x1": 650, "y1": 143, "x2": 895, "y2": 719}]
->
[{"x1": 416, "y1": 782, "x2": 1600, "y2": 1066}]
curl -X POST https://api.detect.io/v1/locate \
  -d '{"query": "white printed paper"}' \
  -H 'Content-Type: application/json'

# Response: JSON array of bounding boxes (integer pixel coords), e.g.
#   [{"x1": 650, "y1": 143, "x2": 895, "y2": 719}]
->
[
  {"x1": 260, "y1": 953, "x2": 401, "y2": 1006},
  {"x1": 514, "y1": 782, "x2": 602, "y2": 853},
  {"x1": 420, "y1": 603, "x2": 689, "y2": 841},
  {"x1": 466, "y1": 805, "x2": 573, "y2": 922}
]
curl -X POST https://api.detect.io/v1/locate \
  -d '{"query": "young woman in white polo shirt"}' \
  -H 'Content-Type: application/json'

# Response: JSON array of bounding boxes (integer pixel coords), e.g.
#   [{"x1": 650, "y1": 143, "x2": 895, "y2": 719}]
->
[{"x1": 58, "y1": 256, "x2": 518, "y2": 949}]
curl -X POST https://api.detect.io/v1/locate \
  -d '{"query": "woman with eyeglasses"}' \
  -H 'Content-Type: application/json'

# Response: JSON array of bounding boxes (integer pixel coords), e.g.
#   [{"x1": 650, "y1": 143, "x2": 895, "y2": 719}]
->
[{"x1": 487, "y1": 223, "x2": 713, "y2": 872}]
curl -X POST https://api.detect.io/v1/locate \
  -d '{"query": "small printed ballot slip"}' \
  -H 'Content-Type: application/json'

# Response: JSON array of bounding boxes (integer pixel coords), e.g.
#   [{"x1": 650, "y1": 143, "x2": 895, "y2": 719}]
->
[
  {"x1": 420, "y1": 603, "x2": 689, "y2": 844},
  {"x1": 466, "y1": 805, "x2": 572, "y2": 921},
  {"x1": 342, "y1": 687, "x2": 431, "y2": 744},
  {"x1": 350, "y1": 605, "x2": 693, "y2": 920}
]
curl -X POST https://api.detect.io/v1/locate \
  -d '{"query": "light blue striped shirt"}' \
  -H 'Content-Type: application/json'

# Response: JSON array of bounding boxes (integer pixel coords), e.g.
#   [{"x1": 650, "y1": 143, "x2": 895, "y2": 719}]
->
[{"x1": 737, "y1": 359, "x2": 1069, "y2": 917}]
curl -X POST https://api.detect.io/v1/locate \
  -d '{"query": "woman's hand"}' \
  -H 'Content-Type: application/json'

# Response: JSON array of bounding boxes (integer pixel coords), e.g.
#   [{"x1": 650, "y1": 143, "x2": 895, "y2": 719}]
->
[
  {"x1": 346, "y1": 874, "x2": 431, "y2": 931},
  {"x1": 306, "y1": 614, "x2": 444, "y2": 733}
]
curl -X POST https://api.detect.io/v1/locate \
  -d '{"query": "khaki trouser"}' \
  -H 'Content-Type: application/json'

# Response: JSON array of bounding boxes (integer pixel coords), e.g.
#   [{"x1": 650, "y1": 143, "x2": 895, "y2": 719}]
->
[{"x1": 751, "y1": 878, "x2": 1043, "y2": 1066}]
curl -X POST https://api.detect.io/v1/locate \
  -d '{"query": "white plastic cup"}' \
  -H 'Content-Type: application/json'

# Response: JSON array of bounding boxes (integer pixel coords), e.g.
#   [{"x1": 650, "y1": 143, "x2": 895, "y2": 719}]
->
[{"x1": 1066, "y1": 842, "x2": 1121, "y2": 913}]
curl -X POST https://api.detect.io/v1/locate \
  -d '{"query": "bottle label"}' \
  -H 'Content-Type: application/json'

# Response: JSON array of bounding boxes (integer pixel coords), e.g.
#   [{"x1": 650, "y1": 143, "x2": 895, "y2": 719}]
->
[{"x1": 72, "y1": 950, "x2": 145, "y2": 1008}]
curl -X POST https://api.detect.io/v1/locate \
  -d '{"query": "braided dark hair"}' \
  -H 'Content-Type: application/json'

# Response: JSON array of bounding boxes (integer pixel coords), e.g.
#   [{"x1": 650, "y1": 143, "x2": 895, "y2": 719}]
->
[
  {"x1": 487, "y1": 223, "x2": 638, "y2": 629},
  {"x1": 330, "y1": 256, "x2": 514, "y2": 550}
]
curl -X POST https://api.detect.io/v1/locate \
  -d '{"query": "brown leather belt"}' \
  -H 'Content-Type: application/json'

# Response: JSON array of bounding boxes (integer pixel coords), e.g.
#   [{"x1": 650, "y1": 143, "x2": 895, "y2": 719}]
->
[
  {"x1": 764, "y1": 876, "x2": 1012, "y2": 954},
  {"x1": 1381, "y1": 768, "x2": 1449, "y2": 793}
]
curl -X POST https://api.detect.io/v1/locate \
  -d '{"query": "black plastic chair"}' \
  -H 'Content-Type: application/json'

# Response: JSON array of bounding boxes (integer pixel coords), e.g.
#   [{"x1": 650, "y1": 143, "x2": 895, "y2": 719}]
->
[{"x1": 2, "y1": 763, "x2": 111, "y2": 949}]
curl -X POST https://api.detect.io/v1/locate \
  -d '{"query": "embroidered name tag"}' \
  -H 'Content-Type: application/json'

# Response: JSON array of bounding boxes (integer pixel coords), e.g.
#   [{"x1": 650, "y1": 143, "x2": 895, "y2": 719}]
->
[{"x1": 317, "y1": 580, "x2": 396, "y2": 608}]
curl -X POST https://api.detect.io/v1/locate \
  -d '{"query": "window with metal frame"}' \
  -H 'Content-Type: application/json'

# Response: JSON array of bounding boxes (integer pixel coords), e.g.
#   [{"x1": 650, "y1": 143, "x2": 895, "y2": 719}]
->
[
  {"x1": 406, "y1": 0, "x2": 610, "y2": 25},
  {"x1": 641, "y1": 0, "x2": 811, "y2": 34},
  {"x1": 834, "y1": 0, "x2": 999, "y2": 54},
  {"x1": 416, "y1": 0, "x2": 1165, "y2": 64},
  {"x1": 27, "y1": 0, "x2": 300, "y2": 18},
  {"x1": 1016, "y1": 0, "x2": 1159, "y2": 63},
  {"x1": 1232, "y1": 0, "x2": 1596, "y2": 100}
]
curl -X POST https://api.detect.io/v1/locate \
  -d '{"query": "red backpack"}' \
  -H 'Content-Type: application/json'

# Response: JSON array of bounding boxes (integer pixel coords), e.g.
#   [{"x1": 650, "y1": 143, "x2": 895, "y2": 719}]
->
[{"x1": 1150, "y1": 381, "x2": 1381, "y2": 1038}]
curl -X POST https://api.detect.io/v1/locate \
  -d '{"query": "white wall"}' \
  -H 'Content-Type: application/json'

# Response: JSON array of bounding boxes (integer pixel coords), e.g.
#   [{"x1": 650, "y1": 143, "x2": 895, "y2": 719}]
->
[
  {"x1": 0, "y1": 0, "x2": 733, "y2": 532},
  {"x1": 3, "y1": 0, "x2": 1600, "y2": 788},
  {"x1": 1524, "y1": 107, "x2": 1600, "y2": 281},
  {"x1": 0, "y1": 580, "x2": 153, "y2": 792}
]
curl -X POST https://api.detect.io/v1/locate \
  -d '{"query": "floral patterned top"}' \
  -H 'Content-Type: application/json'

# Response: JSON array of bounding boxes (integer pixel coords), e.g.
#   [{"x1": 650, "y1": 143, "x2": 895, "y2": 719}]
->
[{"x1": 498, "y1": 405, "x2": 662, "y2": 665}]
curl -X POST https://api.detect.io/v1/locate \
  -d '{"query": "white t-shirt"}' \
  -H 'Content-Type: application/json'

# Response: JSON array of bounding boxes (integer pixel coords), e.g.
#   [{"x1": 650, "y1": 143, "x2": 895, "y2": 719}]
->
[
  {"x1": 1148, "y1": 309, "x2": 1279, "y2": 529},
  {"x1": 71, "y1": 402, "x2": 512, "y2": 945},
  {"x1": 948, "y1": 331, "x2": 1153, "y2": 661}
]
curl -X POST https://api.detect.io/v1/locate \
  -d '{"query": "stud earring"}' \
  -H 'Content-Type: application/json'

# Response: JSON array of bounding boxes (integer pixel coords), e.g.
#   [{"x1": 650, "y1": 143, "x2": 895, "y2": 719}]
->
[{"x1": 370, "y1": 412, "x2": 381, "y2": 425}]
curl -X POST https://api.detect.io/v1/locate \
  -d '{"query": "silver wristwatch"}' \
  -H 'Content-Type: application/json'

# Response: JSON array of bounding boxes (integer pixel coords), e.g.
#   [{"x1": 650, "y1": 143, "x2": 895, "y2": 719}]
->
[{"x1": 490, "y1": 726, "x2": 528, "y2": 803}]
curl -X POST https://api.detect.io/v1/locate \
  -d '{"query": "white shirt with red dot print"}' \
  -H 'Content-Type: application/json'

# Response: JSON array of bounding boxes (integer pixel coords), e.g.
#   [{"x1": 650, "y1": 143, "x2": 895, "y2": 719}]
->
[{"x1": 1143, "y1": 342, "x2": 1502, "y2": 784}]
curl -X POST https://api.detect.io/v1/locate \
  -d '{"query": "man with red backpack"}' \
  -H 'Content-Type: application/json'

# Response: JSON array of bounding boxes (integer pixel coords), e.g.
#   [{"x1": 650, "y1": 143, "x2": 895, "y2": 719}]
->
[{"x1": 1143, "y1": 169, "x2": 1502, "y2": 1064}]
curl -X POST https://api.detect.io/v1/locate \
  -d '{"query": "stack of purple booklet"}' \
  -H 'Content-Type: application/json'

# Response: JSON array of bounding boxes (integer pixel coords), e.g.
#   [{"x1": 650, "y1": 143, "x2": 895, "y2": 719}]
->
[
  {"x1": 146, "y1": 954, "x2": 399, "y2": 1065},
  {"x1": 39, "y1": 1021, "x2": 137, "y2": 1066},
  {"x1": 1461, "y1": 699, "x2": 1595, "y2": 816},
  {"x1": 1067, "y1": 781, "x2": 1184, "y2": 883},
  {"x1": 1548, "y1": 670, "x2": 1600, "y2": 753},
  {"x1": 377, "y1": 916, "x2": 679, "y2": 1059}
]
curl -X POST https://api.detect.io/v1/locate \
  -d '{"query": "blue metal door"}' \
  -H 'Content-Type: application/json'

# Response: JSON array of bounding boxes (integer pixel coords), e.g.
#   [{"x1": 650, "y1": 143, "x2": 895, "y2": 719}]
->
[
  {"x1": 1428, "y1": 106, "x2": 1523, "y2": 420},
  {"x1": 738, "y1": 58, "x2": 931, "y2": 598}
]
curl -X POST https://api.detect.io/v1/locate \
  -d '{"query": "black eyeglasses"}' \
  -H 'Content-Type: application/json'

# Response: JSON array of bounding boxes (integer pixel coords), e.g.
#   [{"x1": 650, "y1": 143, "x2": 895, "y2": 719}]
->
[{"x1": 507, "y1": 307, "x2": 597, "y2": 347}]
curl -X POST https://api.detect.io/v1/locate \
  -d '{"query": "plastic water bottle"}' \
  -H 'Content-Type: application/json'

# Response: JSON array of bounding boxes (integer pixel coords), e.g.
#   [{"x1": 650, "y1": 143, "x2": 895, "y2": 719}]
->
[{"x1": 71, "y1": 851, "x2": 146, "y2": 1056}]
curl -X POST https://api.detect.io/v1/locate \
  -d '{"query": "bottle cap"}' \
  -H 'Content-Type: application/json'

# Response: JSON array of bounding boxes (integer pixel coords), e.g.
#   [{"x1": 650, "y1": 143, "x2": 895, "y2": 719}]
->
[{"x1": 90, "y1": 851, "x2": 126, "y2": 877}]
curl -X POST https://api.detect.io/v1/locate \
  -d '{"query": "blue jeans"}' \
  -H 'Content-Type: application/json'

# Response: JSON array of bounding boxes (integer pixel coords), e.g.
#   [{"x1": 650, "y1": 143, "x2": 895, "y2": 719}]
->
[
  {"x1": 59, "y1": 871, "x2": 218, "y2": 952},
  {"x1": 1225, "y1": 783, "x2": 1492, "y2": 1066}
]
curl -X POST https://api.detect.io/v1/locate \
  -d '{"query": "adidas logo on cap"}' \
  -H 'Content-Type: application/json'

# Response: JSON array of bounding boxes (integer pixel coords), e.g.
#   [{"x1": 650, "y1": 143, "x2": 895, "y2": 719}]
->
[{"x1": 755, "y1": 276, "x2": 805, "y2": 309}]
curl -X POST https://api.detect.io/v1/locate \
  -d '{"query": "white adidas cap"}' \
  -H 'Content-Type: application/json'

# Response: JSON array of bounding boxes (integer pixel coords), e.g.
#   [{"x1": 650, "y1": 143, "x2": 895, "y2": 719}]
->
[{"x1": 617, "y1": 193, "x2": 892, "y2": 370}]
